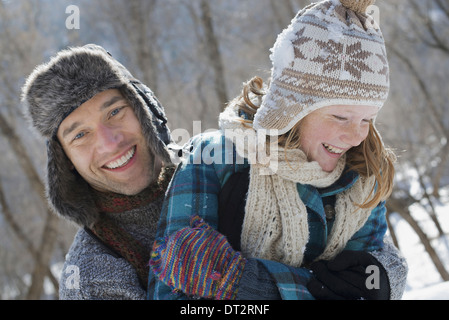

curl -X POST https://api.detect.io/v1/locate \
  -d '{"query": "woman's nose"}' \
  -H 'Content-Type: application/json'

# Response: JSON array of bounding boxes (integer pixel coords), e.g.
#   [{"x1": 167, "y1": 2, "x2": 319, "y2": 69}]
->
[{"x1": 341, "y1": 123, "x2": 368, "y2": 147}]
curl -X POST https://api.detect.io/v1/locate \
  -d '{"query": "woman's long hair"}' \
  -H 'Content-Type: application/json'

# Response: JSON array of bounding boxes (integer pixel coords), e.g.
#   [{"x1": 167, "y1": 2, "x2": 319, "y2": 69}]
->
[{"x1": 232, "y1": 76, "x2": 396, "y2": 209}]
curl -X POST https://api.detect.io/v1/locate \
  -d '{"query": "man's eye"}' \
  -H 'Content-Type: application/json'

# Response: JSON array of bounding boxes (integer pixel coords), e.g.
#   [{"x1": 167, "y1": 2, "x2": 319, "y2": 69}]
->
[
  {"x1": 73, "y1": 132, "x2": 85, "y2": 141},
  {"x1": 110, "y1": 107, "x2": 125, "y2": 118}
]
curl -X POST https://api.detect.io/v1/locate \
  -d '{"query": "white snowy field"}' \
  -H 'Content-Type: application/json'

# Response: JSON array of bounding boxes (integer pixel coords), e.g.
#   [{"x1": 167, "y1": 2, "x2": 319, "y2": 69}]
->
[
  {"x1": 391, "y1": 198, "x2": 449, "y2": 300},
  {"x1": 403, "y1": 281, "x2": 449, "y2": 300}
]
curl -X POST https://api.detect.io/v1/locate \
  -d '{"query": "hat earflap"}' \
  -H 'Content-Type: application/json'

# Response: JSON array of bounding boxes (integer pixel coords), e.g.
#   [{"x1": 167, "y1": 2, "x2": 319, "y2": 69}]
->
[{"x1": 46, "y1": 139, "x2": 98, "y2": 227}]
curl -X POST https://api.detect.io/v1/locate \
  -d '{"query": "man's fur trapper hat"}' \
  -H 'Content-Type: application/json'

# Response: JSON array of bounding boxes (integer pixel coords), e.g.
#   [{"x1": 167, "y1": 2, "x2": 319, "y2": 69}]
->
[{"x1": 21, "y1": 44, "x2": 177, "y2": 227}]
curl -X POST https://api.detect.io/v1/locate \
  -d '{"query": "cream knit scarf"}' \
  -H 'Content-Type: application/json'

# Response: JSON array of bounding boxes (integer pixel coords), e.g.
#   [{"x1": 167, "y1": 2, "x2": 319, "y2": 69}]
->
[{"x1": 219, "y1": 104, "x2": 376, "y2": 267}]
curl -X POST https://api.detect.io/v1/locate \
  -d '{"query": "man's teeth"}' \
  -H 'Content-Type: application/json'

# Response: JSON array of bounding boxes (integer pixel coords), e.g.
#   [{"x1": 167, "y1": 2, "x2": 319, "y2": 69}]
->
[
  {"x1": 104, "y1": 147, "x2": 135, "y2": 169},
  {"x1": 323, "y1": 143, "x2": 344, "y2": 154}
]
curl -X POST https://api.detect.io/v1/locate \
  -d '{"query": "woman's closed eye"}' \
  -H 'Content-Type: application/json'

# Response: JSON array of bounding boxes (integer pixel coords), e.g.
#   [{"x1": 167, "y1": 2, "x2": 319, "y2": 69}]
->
[{"x1": 333, "y1": 115, "x2": 347, "y2": 121}]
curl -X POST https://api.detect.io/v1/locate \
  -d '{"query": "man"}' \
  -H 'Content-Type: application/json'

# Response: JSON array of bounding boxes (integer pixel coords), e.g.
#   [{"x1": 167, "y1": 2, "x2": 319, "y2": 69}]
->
[{"x1": 22, "y1": 44, "x2": 178, "y2": 299}]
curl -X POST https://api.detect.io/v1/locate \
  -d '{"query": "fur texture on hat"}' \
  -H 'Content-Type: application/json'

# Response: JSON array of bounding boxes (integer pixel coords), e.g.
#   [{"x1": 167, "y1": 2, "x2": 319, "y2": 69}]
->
[
  {"x1": 22, "y1": 44, "x2": 177, "y2": 227},
  {"x1": 254, "y1": 0, "x2": 389, "y2": 135}
]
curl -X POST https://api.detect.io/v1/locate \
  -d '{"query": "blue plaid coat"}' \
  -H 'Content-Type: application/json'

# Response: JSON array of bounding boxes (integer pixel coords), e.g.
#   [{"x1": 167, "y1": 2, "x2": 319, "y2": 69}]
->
[{"x1": 148, "y1": 131, "x2": 387, "y2": 300}]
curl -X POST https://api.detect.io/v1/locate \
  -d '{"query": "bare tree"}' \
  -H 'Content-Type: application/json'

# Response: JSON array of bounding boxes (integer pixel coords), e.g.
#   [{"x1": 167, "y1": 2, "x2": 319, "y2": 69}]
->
[
  {"x1": 199, "y1": 0, "x2": 229, "y2": 108},
  {"x1": 97, "y1": 0, "x2": 162, "y2": 92}
]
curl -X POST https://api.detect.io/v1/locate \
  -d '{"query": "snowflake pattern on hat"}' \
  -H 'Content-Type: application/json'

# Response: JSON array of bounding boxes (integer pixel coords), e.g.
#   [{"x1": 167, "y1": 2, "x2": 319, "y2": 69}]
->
[{"x1": 254, "y1": 0, "x2": 389, "y2": 135}]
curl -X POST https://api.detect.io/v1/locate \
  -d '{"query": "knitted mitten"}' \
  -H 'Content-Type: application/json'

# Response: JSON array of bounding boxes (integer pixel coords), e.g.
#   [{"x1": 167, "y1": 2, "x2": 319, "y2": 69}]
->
[{"x1": 150, "y1": 215, "x2": 246, "y2": 300}]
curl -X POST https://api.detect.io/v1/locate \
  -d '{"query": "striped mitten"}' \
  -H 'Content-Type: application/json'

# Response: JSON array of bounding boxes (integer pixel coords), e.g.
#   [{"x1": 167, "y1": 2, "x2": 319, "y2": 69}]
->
[{"x1": 150, "y1": 215, "x2": 246, "y2": 300}]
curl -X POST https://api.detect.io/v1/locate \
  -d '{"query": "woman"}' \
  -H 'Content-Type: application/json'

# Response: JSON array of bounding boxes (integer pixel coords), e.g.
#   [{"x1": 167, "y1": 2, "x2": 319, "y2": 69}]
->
[{"x1": 149, "y1": 0, "x2": 407, "y2": 300}]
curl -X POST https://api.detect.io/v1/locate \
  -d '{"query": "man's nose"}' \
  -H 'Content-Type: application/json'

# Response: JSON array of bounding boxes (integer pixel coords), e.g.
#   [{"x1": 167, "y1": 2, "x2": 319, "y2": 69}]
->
[{"x1": 95, "y1": 124, "x2": 124, "y2": 153}]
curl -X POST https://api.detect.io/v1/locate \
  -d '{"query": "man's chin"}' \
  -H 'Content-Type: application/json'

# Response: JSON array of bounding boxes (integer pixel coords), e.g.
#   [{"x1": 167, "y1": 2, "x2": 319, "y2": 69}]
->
[{"x1": 90, "y1": 178, "x2": 151, "y2": 196}]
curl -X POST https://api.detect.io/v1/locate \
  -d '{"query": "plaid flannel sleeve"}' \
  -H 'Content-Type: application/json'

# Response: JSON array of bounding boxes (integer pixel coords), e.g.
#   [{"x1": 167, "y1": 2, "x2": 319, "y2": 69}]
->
[
  {"x1": 149, "y1": 131, "x2": 243, "y2": 299},
  {"x1": 254, "y1": 259, "x2": 315, "y2": 300},
  {"x1": 344, "y1": 200, "x2": 388, "y2": 252}
]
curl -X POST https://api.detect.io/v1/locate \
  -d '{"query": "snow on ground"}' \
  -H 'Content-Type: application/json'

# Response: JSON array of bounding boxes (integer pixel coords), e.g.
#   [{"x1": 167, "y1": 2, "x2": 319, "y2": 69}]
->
[{"x1": 403, "y1": 281, "x2": 449, "y2": 300}]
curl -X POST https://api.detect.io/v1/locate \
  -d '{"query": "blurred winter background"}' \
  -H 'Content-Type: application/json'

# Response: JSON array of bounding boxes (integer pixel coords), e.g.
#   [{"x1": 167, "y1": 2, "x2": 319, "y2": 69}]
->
[{"x1": 0, "y1": 0, "x2": 448, "y2": 300}]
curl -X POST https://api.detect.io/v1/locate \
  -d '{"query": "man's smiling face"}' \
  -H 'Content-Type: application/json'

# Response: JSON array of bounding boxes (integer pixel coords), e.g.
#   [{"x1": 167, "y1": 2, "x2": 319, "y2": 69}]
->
[{"x1": 57, "y1": 89, "x2": 161, "y2": 195}]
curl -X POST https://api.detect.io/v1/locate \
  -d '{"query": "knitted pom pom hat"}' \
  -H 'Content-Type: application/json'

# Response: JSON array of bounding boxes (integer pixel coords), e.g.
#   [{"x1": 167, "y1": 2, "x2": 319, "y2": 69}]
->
[
  {"x1": 22, "y1": 44, "x2": 177, "y2": 227},
  {"x1": 253, "y1": 0, "x2": 389, "y2": 135}
]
